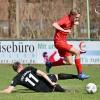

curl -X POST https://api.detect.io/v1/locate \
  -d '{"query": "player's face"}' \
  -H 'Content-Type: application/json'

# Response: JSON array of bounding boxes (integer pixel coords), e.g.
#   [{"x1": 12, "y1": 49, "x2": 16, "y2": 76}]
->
[
  {"x1": 74, "y1": 14, "x2": 80, "y2": 25},
  {"x1": 20, "y1": 64, "x2": 24, "y2": 69},
  {"x1": 17, "y1": 64, "x2": 24, "y2": 73}
]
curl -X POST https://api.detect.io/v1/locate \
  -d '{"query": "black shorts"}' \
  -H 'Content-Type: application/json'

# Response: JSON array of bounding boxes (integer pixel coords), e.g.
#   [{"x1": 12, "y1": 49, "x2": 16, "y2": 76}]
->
[
  {"x1": 35, "y1": 74, "x2": 65, "y2": 92},
  {"x1": 48, "y1": 74, "x2": 65, "y2": 92},
  {"x1": 48, "y1": 74, "x2": 57, "y2": 82}
]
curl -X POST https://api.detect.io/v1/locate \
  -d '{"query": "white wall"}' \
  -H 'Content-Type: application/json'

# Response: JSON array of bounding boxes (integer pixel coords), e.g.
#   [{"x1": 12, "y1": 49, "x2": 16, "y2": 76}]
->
[{"x1": 0, "y1": 41, "x2": 100, "y2": 64}]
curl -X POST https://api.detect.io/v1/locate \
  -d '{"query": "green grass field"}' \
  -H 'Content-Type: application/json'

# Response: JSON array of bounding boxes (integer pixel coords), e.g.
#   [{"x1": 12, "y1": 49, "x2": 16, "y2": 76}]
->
[{"x1": 0, "y1": 64, "x2": 100, "y2": 100}]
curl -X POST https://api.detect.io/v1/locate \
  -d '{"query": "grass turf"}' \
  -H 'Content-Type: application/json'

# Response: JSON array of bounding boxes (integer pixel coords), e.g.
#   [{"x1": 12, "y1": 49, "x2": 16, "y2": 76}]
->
[{"x1": 0, "y1": 64, "x2": 100, "y2": 100}]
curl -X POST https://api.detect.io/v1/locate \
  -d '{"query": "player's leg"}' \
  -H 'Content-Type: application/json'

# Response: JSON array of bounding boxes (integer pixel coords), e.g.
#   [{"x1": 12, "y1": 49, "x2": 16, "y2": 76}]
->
[
  {"x1": 54, "y1": 84, "x2": 66, "y2": 92},
  {"x1": 45, "y1": 44, "x2": 73, "y2": 73},
  {"x1": 45, "y1": 58, "x2": 67, "y2": 73},
  {"x1": 57, "y1": 73, "x2": 78, "y2": 79},
  {"x1": 69, "y1": 47, "x2": 82, "y2": 74},
  {"x1": 47, "y1": 74, "x2": 66, "y2": 92},
  {"x1": 69, "y1": 47, "x2": 89, "y2": 80},
  {"x1": 49, "y1": 51, "x2": 57, "y2": 62},
  {"x1": 48, "y1": 73, "x2": 79, "y2": 80},
  {"x1": 46, "y1": 56, "x2": 72, "y2": 73},
  {"x1": 48, "y1": 74, "x2": 58, "y2": 82},
  {"x1": 45, "y1": 43, "x2": 86, "y2": 73}
]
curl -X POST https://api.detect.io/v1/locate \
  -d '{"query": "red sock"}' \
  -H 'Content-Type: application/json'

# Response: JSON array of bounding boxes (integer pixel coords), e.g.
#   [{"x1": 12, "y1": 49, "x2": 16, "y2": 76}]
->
[
  {"x1": 52, "y1": 59, "x2": 64, "y2": 66},
  {"x1": 75, "y1": 58, "x2": 82, "y2": 74},
  {"x1": 49, "y1": 51, "x2": 57, "y2": 62}
]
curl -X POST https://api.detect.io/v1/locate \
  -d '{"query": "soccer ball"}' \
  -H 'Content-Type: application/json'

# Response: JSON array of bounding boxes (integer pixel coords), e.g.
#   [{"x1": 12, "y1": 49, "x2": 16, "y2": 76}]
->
[{"x1": 86, "y1": 83, "x2": 97, "y2": 94}]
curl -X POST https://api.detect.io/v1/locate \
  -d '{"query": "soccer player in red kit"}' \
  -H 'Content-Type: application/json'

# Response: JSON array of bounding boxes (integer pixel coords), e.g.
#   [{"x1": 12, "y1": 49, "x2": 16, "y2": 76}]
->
[{"x1": 46, "y1": 9, "x2": 89, "y2": 80}]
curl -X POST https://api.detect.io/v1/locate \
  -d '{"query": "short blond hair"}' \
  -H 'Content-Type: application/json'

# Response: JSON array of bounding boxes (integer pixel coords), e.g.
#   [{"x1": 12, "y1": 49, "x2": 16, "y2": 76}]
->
[{"x1": 70, "y1": 8, "x2": 80, "y2": 15}]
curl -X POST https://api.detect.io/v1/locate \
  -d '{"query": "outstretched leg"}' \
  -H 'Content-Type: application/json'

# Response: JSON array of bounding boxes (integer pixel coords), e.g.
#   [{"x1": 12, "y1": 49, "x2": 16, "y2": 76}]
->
[{"x1": 58, "y1": 73, "x2": 78, "y2": 80}]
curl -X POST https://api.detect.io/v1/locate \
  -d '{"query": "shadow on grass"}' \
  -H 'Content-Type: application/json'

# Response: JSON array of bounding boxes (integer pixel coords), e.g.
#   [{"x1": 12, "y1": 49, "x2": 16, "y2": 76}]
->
[
  {"x1": 13, "y1": 89, "x2": 35, "y2": 94},
  {"x1": 12, "y1": 88, "x2": 80, "y2": 94}
]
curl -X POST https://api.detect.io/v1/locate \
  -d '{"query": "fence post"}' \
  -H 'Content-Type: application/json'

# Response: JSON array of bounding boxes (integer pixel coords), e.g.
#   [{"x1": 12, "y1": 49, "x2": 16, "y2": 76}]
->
[{"x1": 86, "y1": 0, "x2": 90, "y2": 39}]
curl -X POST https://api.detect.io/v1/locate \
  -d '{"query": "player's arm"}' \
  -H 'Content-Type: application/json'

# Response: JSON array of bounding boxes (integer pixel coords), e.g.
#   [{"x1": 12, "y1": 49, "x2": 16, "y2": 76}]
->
[
  {"x1": 0, "y1": 86, "x2": 15, "y2": 94},
  {"x1": 36, "y1": 70, "x2": 56, "y2": 86},
  {"x1": 0, "y1": 76, "x2": 18, "y2": 94},
  {"x1": 52, "y1": 22, "x2": 71, "y2": 33}
]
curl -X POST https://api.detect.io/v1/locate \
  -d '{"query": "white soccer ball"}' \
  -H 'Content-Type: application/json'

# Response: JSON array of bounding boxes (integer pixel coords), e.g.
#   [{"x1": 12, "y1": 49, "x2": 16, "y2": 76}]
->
[{"x1": 86, "y1": 83, "x2": 97, "y2": 94}]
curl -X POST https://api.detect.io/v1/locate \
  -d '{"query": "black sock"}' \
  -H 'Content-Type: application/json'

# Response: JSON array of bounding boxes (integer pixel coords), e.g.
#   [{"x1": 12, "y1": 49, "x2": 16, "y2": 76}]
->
[{"x1": 58, "y1": 73, "x2": 78, "y2": 80}]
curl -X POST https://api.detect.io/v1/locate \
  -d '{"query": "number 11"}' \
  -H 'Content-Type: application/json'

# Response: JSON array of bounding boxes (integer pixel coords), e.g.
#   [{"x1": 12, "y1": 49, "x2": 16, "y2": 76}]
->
[{"x1": 25, "y1": 73, "x2": 39, "y2": 86}]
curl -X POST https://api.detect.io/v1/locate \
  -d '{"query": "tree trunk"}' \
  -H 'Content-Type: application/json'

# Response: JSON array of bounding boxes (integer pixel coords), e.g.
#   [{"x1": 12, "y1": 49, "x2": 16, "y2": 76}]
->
[{"x1": 8, "y1": 0, "x2": 16, "y2": 37}]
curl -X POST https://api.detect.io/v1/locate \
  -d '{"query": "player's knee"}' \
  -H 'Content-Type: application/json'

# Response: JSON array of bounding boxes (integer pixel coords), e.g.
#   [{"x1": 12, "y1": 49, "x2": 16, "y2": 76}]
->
[
  {"x1": 68, "y1": 62, "x2": 73, "y2": 65},
  {"x1": 75, "y1": 50, "x2": 80, "y2": 56},
  {"x1": 67, "y1": 60, "x2": 73, "y2": 65},
  {"x1": 63, "y1": 60, "x2": 72, "y2": 65}
]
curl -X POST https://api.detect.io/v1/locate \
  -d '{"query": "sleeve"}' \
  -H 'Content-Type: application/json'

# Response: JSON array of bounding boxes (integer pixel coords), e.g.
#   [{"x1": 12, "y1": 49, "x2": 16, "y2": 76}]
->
[
  {"x1": 10, "y1": 76, "x2": 18, "y2": 87},
  {"x1": 29, "y1": 66, "x2": 37, "y2": 74},
  {"x1": 56, "y1": 16, "x2": 67, "y2": 26}
]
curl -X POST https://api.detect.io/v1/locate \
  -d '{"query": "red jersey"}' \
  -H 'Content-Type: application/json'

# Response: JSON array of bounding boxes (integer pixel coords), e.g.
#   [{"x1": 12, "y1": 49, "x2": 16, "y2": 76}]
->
[{"x1": 54, "y1": 15, "x2": 74, "y2": 43}]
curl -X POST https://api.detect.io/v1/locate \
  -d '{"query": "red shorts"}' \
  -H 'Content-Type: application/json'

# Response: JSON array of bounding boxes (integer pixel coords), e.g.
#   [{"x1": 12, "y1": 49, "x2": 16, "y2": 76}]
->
[{"x1": 54, "y1": 42, "x2": 73, "y2": 57}]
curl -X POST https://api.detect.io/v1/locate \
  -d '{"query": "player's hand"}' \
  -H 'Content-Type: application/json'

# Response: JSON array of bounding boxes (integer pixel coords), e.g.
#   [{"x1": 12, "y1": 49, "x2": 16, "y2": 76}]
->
[
  {"x1": 64, "y1": 29, "x2": 71, "y2": 34},
  {"x1": 51, "y1": 82, "x2": 57, "y2": 86},
  {"x1": 0, "y1": 91, "x2": 5, "y2": 93},
  {"x1": 0, "y1": 90, "x2": 11, "y2": 94}
]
